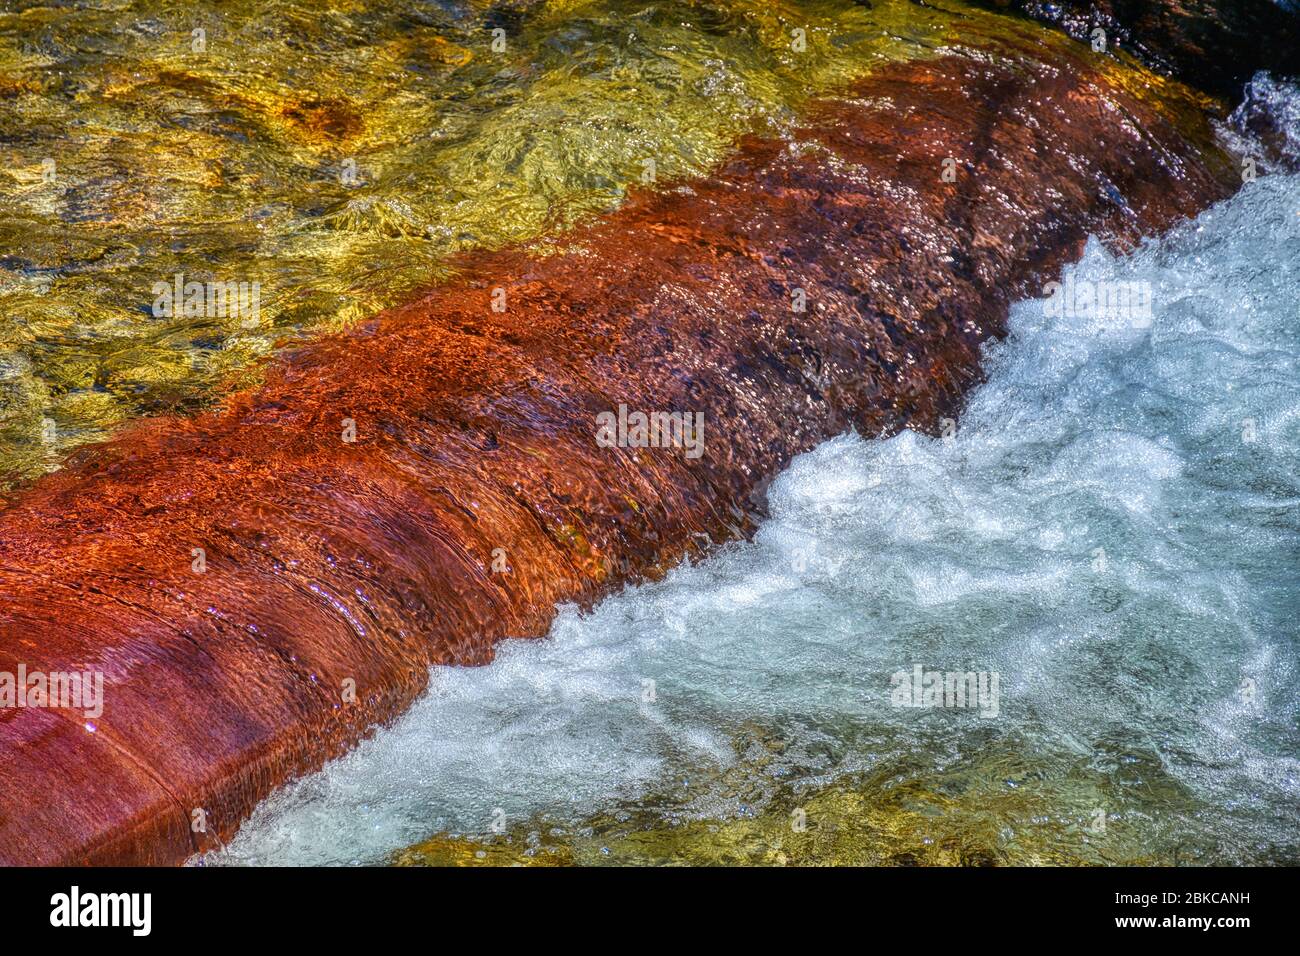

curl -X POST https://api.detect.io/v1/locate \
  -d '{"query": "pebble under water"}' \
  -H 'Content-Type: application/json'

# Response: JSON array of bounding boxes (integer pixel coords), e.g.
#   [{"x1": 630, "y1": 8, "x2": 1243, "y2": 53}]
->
[{"x1": 207, "y1": 122, "x2": 1300, "y2": 869}]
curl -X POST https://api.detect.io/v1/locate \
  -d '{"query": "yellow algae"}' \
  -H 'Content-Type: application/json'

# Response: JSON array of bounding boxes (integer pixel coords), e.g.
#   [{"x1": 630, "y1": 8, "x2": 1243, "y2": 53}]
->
[
  {"x1": 395, "y1": 725, "x2": 1206, "y2": 867},
  {"x1": 0, "y1": 0, "x2": 1225, "y2": 485}
]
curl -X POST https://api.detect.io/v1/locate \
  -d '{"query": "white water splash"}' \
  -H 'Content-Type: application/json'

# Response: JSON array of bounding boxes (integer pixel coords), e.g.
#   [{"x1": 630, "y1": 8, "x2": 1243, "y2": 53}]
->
[{"x1": 209, "y1": 107, "x2": 1300, "y2": 869}]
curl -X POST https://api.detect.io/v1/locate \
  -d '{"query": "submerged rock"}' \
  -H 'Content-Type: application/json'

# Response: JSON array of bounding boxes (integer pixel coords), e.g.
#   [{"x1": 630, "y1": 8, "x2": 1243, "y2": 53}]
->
[
  {"x1": 975, "y1": 0, "x2": 1300, "y2": 96},
  {"x1": 0, "y1": 4, "x2": 1276, "y2": 865}
]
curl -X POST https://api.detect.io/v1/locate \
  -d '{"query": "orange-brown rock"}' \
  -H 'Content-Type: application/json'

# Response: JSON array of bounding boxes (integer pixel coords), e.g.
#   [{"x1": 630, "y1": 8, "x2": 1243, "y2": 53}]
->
[{"x1": 0, "y1": 34, "x2": 1240, "y2": 865}]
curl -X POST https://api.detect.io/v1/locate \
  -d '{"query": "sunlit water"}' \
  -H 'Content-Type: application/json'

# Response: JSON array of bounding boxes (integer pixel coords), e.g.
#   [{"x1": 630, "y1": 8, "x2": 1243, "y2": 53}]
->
[
  {"x1": 0, "y1": 0, "x2": 985, "y2": 484},
  {"x1": 209, "y1": 132, "x2": 1300, "y2": 865}
]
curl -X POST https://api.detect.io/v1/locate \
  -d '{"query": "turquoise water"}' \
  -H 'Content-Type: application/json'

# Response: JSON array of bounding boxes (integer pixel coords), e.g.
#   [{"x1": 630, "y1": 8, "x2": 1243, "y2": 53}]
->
[{"x1": 207, "y1": 83, "x2": 1300, "y2": 868}]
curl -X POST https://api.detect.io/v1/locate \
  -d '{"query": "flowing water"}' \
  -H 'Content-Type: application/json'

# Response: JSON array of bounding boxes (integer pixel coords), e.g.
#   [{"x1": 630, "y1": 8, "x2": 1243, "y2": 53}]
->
[
  {"x1": 0, "y1": 0, "x2": 995, "y2": 485},
  {"x1": 208, "y1": 120, "x2": 1300, "y2": 865},
  {"x1": 3, "y1": 0, "x2": 1295, "y2": 867}
]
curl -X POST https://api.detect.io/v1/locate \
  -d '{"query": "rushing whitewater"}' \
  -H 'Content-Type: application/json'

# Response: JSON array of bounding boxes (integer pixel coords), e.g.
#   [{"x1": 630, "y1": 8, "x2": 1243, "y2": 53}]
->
[{"x1": 209, "y1": 153, "x2": 1300, "y2": 865}]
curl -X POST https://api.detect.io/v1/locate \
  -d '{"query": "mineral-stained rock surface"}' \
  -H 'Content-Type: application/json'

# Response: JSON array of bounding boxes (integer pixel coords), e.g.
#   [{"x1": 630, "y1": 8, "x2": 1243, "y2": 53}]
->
[{"x1": 0, "y1": 22, "x2": 1244, "y2": 863}]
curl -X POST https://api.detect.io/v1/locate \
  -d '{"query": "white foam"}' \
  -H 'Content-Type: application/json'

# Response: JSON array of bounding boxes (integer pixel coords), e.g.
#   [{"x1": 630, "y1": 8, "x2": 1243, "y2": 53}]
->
[{"x1": 208, "y1": 103, "x2": 1300, "y2": 868}]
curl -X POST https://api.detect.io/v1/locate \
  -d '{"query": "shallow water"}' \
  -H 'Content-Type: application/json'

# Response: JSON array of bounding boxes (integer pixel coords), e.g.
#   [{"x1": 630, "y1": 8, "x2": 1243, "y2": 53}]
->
[
  {"x1": 0, "y1": 0, "x2": 989, "y2": 484},
  {"x1": 208, "y1": 142, "x2": 1300, "y2": 865}
]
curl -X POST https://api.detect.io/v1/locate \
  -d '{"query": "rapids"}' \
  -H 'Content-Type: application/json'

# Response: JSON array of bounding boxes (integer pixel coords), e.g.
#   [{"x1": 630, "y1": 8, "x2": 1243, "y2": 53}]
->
[{"x1": 212, "y1": 97, "x2": 1300, "y2": 866}]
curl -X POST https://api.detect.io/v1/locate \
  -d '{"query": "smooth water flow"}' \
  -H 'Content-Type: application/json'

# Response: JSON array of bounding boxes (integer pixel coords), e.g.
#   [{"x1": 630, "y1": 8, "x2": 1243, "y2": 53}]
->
[{"x1": 209, "y1": 147, "x2": 1300, "y2": 865}]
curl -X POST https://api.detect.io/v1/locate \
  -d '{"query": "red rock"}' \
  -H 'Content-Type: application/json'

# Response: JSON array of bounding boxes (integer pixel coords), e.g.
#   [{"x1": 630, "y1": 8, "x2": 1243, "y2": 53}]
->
[{"x1": 0, "y1": 37, "x2": 1240, "y2": 864}]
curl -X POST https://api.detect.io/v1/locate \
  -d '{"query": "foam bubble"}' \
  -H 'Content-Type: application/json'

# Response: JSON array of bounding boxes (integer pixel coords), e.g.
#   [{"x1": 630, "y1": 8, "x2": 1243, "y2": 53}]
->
[{"x1": 209, "y1": 122, "x2": 1300, "y2": 869}]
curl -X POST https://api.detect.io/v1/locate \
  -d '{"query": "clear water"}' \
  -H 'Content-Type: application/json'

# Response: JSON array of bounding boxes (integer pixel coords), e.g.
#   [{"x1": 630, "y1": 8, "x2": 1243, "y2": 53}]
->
[
  {"x1": 0, "y1": 0, "x2": 972, "y2": 485},
  {"x1": 207, "y1": 105, "x2": 1300, "y2": 868}
]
